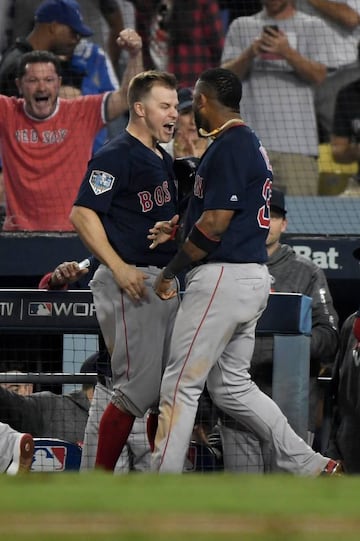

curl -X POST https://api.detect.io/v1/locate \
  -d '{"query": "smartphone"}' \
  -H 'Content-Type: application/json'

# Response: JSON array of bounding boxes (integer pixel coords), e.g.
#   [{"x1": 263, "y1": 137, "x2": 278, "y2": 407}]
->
[
  {"x1": 78, "y1": 258, "x2": 90, "y2": 270},
  {"x1": 263, "y1": 24, "x2": 279, "y2": 34}
]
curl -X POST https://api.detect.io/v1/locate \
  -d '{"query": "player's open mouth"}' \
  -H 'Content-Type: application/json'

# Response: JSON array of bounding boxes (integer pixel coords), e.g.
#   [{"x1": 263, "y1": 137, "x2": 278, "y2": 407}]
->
[
  {"x1": 34, "y1": 96, "x2": 50, "y2": 103},
  {"x1": 163, "y1": 122, "x2": 175, "y2": 135}
]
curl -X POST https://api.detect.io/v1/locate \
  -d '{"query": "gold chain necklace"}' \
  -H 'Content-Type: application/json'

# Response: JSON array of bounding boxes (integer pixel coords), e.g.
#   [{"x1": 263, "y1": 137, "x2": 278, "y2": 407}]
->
[{"x1": 199, "y1": 118, "x2": 245, "y2": 139}]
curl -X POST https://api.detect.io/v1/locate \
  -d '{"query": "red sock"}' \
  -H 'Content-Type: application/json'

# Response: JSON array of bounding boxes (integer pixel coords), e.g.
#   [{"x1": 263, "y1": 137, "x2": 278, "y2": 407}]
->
[
  {"x1": 95, "y1": 402, "x2": 135, "y2": 471},
  {"x1": 146, "y1": 412, "x2": 158, "y2": 452}
]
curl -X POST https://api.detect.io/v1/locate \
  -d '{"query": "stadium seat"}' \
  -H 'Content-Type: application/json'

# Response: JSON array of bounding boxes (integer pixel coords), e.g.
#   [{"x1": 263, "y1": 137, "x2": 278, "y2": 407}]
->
[{"x1": 318, "y1": 143, "x2": 357, "y2": 196}]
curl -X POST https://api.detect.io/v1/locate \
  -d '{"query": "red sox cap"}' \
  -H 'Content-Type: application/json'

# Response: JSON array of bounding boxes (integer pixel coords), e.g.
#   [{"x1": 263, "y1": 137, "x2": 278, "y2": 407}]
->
[
  {"x1": 270, "y1": 187, "x2": 287, "y2": 217},
  {"x1": 35, "y1": 0, "x2": 93, "y2": 37},
  {"x1": 80, "y1": 353, "x2": 99, "y2": 373},
  {"x1": 177, "y1": 87, "x2": 193, "y2": 113}
]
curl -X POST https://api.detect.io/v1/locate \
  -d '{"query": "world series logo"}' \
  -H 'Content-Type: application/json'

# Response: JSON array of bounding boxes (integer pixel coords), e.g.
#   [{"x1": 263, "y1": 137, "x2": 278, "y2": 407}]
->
[{"x1": 28, "y1": 302, "x2": 96, "y2": 317}]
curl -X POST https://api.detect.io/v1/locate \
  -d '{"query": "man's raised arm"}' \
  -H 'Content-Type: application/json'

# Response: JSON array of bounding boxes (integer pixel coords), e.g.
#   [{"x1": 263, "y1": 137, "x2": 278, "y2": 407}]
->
[{"x1": 105, "y1": 28, "x2": 143, "y2": 121}]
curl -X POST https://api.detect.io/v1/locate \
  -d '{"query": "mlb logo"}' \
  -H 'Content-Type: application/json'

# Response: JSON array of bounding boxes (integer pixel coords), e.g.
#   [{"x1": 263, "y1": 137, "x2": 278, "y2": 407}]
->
[
  {"x1": 32, "y1": 444, "x2": 67, "y2": 472},
  {"x1": 31, "y1": 439, "x2": 82, "y2": 472},
  {"x1": 28, "y1": 302, "x2": 52, "y2": 316}
]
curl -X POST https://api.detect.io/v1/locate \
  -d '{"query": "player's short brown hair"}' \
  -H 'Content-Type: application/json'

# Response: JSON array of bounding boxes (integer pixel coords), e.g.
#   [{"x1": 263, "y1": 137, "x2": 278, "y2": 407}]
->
[
  {"x1": 127, "y1": 70, "x2": 178, "y2": 109},
  {"x1": 17, "y1": 50, "x2": 62, "y2": 79}
]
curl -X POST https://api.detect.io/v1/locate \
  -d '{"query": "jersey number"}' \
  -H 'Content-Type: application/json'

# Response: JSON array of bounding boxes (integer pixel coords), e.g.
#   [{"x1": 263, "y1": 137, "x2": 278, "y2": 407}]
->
[{"x1": 257, "y1": 178, "x2": 272, "y2": 229}]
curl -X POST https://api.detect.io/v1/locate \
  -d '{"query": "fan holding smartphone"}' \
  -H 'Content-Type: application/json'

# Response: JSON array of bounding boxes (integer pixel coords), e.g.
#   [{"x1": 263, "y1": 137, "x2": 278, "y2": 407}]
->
[
  {"x1": 260, "y1": 24, "x2": 282, "y2": 60},
  {"x1": 220, "y1": 0, "x2": 330, "y2": 196},
  {"x1": 263, "y1": 24, "x2": 279, "y2": 33}
]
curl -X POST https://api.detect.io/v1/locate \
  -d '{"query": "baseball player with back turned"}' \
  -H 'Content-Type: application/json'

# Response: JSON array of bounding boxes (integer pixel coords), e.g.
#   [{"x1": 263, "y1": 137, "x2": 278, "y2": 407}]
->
[
  {"x1": 70, "y1": 70, "x2": 181, "y2": 471},
  {"x1": 148, "y1": 67, "x2": 342, "y2": 475}
]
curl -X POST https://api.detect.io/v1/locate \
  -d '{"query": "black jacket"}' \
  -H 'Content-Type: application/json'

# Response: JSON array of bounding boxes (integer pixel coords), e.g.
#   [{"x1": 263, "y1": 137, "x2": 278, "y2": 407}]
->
[
  {"x1": 0, "y1": 38, "x2": 32, "y2": 96},
  {"x1": 327, "y1": 310, "x2": 360, "y2": 472},
  {"x1": 250, "y1": 244, "x2": 339, "y2": 387},
  {"x1": 0, "y1": 387, "x2": 90, "y2": 444}
]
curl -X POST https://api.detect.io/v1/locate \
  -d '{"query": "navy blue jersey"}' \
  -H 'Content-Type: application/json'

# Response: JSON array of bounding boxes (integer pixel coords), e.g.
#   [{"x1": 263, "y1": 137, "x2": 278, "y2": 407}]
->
[
  {"x1": 74, "y1": 131, "x2": 178, "y2": 266},
  {"x1": 184, "y1": 124, "x2": 272, "y2": 263}
]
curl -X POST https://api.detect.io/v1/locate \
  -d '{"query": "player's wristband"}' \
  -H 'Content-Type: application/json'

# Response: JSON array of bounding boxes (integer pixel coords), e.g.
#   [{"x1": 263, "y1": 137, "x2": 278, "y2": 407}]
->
[
  {"x1": 169, "y1": 224, "x2": 179, "y2": 241},
  {"x1": 162, "y1": 249, "x2": 193, "y2": 280},
  {"x1": 188, "y1": 224, "x2": 220, "y2": 254},
  {"x1": 38, "y1": 272, "x2": 53, "y2": 290},
  {"x1": 38, "y1": 272, "x2": 68, "y2": 291}
]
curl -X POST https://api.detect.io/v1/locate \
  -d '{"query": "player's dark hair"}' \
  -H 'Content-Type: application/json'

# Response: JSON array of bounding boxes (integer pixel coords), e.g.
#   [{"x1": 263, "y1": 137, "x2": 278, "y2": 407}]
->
[
  {"x1": 198, "y1": 68, "x2": 242, "y2": 112},
  {"x1": 17, "y1": 50, "x2": 62, "y2": 79},
  {"x1": 128, "y1": 70, "x2": 178, "y2": 107}
]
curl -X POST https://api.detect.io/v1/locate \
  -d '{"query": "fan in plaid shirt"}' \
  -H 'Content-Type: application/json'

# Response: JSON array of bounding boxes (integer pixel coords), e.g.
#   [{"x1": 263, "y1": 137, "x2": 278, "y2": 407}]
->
[{"x1": 129, "y1": 0, "x2": 224, "y2": 87}]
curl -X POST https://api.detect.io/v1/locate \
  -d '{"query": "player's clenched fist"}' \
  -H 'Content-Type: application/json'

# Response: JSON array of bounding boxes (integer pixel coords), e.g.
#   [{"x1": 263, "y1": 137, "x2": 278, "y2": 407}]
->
[
  {"x1": 153, "y1": 271, "x2": 177, "y2": 300},
  {"x1": 116, "y1": 28, "x2": 142, "y2": 56}
]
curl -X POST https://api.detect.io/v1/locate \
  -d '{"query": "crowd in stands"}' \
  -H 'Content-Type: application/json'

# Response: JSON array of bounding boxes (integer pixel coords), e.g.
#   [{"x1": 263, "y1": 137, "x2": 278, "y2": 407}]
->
[
  {"x1": 0, "y1": 0, "x2": 359, "y2": 230},
  {"x1": 0, "y1": 0, "x2": 359, "y2": 475}
]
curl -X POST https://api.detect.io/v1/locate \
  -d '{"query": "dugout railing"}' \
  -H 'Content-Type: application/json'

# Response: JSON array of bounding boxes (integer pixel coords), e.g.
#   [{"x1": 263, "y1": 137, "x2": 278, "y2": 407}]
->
[{"x1": 0, "y1": 288, "x2": 312, "y2": 442}]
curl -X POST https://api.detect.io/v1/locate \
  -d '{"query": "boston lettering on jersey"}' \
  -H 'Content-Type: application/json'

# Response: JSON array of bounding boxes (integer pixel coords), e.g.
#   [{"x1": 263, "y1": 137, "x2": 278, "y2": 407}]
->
[
  {"x1": 138, "y1": 181, "x2": 172, "y2": 211},
  {"x1": 15, "y1": 129, "x2": 68, "y2": 144},
  {"x1": 75, "y1": 131, "x2": 178, "y2": 266}
]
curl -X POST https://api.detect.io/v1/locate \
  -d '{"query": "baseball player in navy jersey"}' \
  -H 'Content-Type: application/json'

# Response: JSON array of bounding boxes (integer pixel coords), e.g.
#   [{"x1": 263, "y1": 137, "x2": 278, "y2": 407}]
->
[
  {"x1": 70, "y1": 70, "x2": 181, "y2": 471},
  {"x1": 148, "y1": 67, "x2": 342, "y2": 475}
]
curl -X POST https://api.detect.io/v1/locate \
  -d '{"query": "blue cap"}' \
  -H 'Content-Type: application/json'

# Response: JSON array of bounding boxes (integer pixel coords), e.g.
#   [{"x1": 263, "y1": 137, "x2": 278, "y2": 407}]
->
[{"x1": 35, "y1": 0, "x2": 93, "y2": 37}]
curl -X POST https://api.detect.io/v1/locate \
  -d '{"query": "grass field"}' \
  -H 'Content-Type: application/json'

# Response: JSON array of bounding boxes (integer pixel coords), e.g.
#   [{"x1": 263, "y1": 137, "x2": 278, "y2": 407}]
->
[{"x1": 1, "y1": 472, "x2": 359, "y2": 540}]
